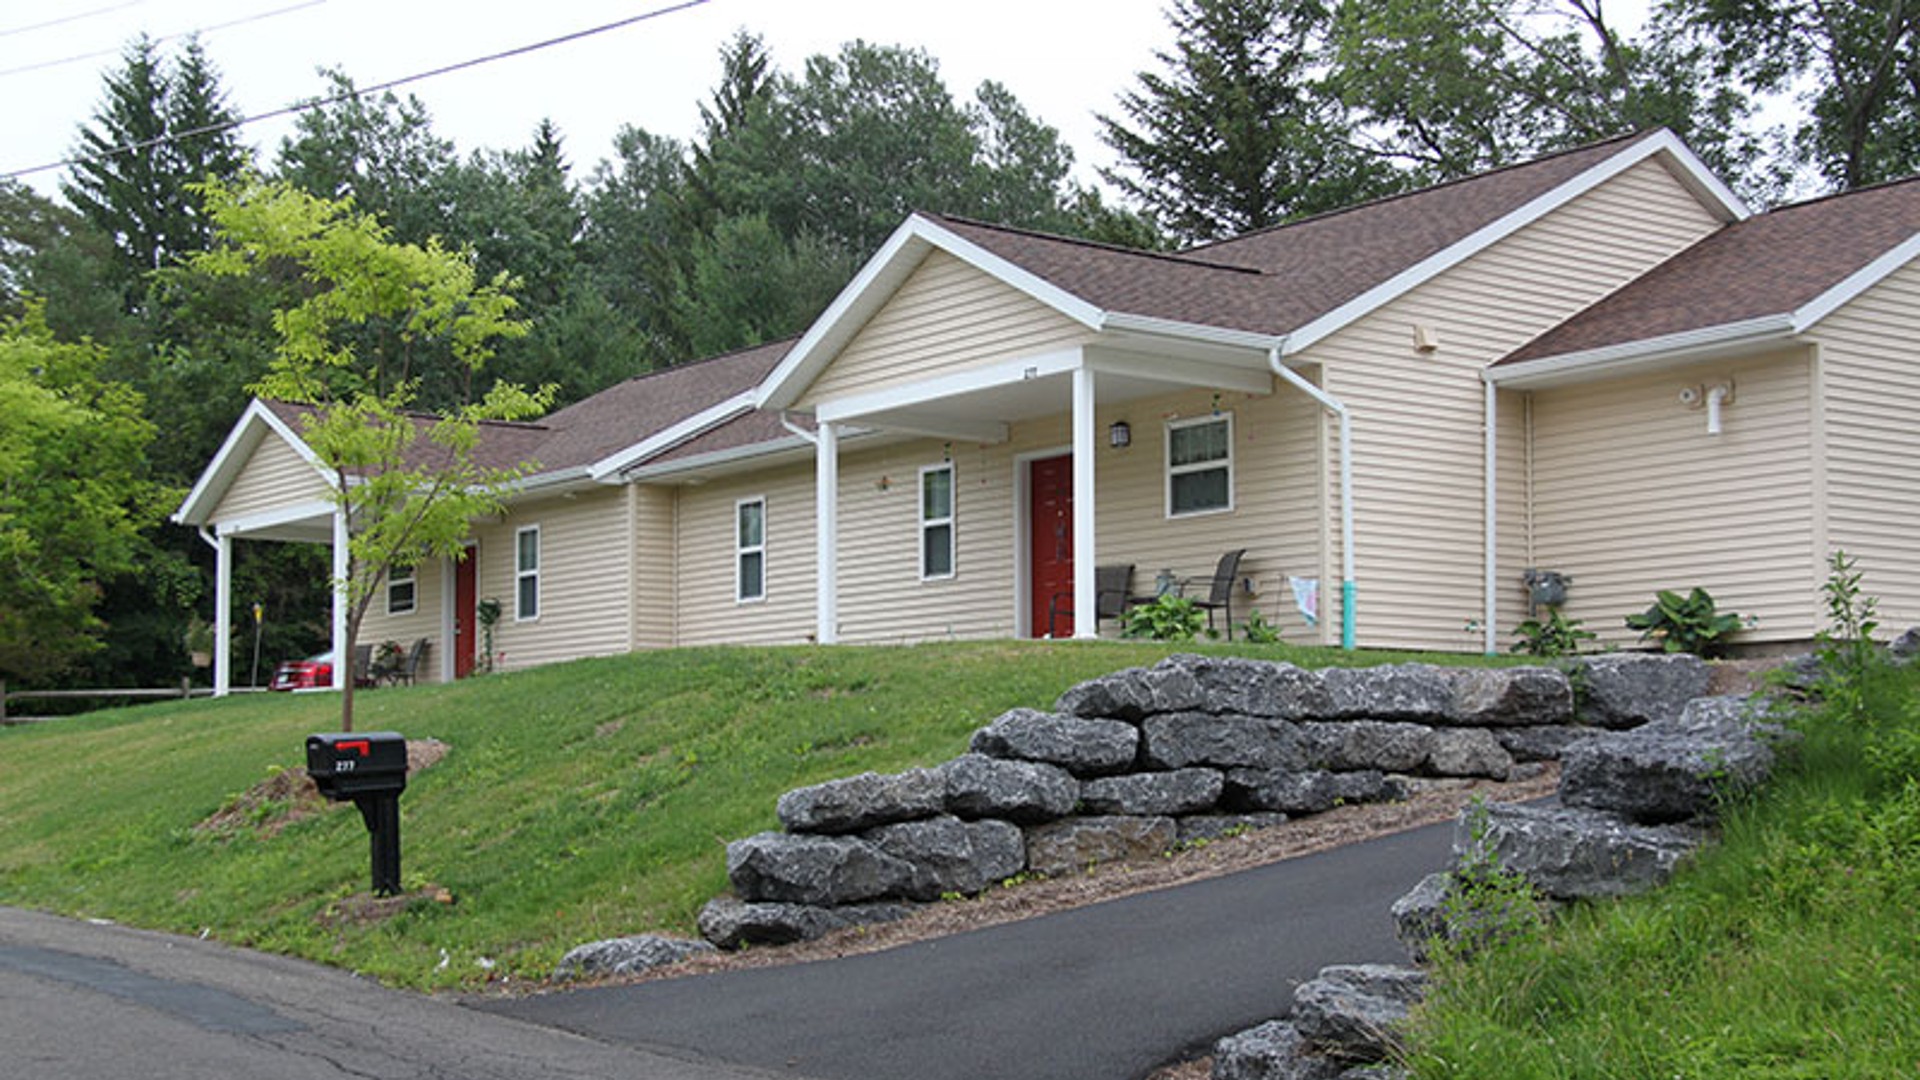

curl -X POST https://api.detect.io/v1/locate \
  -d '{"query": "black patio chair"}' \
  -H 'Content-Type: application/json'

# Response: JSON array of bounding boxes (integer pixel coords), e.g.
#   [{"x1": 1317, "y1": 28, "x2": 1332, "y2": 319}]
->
[
  {"x1": 1047, "y1": 564, "x2": 1135, "y2": 638},
  {"x1": 351, "y1": 643, "x2": 377, "y2": 688},
  {"x1": 1191, "y1": 549, "x2": 1247, "y2": 640},
  {"x1": 392, "y1": 637, "x2": 430, "y2": 686}
]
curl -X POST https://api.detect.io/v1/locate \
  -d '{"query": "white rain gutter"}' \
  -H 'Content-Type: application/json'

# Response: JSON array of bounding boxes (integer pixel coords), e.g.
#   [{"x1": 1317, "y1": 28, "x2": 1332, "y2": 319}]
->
[
  {"x1": 1483, "y1": 378, "x2": 1499, "y2": 655},
  {"x1": 1267, "y1": 346, "x2": 1355, "y2": 650}
]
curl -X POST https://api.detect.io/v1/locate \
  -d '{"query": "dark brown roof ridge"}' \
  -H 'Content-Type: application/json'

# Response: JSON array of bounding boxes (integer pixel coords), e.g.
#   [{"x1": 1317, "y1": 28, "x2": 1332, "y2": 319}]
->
[
  {"x1": 1181, "y1": 129, "x2": 1658, "y2": 255},
  {"x1": 920, "y1": 211, "x2": 1266, "y2": 275},
  {"x1": 1751, "y1": 170, "x2": 1920, "y2": 217}
]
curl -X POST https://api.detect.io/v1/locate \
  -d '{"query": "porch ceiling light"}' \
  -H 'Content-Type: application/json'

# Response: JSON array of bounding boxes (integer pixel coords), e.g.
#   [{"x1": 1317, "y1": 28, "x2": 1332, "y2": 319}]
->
[{"x1": 1108, "y1": 420, "x2": 1131, "y2": 449}]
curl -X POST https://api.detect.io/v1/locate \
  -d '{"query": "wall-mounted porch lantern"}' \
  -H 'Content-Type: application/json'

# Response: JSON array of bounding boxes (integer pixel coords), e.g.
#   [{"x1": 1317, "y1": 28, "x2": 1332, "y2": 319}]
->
[{"x1": 1108, "y1": 420, "x2": 1131, "y2": 449}]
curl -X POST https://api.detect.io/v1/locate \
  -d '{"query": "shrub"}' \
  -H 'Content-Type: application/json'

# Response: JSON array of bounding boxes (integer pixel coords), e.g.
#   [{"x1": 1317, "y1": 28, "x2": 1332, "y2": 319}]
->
[
  {"x1": 1624, "y1": 587, "x2": 1743, "y2": 657},
  {"x1": 1120, "y1": 594, "x2": 1205, "y2": 641},
  {"x1": 1509, "y1": 606, "x2": 1595, "y2": 657}
]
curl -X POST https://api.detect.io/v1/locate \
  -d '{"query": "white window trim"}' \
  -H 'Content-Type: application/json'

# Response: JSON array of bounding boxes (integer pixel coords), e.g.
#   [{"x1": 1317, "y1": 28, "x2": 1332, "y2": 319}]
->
[
  {"x1": 1166, "y1": 412, "x2": 1235, "y2": 519},
  {"x1": 736, "y1": 496, "x2": 767, "y2": 604},
  {"x1": 386, "y1": 563, "x2": 417, "y2": 616},
  {"x1": 514, "y1": 524, "x2": 541, "y2": 622},
  {"x1": 919, "y1": 462, "x2": 956, "y2": 582}
]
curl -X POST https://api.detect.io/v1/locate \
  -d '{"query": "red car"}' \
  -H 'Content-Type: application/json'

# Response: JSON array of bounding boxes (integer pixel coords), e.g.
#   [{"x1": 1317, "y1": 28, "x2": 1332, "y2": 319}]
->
[{"x1": 270, "y1": 651, "x2": 334, "y2": 691}]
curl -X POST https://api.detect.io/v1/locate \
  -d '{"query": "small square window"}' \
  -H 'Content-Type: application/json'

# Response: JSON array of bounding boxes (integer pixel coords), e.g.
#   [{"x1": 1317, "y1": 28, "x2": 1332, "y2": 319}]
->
[
  {"x1": 1167, "y1": 414, "x2": 1233, "y2": 517},
  {"x1": 386, "y1": 564, "x2": 416, "y2": 616}
]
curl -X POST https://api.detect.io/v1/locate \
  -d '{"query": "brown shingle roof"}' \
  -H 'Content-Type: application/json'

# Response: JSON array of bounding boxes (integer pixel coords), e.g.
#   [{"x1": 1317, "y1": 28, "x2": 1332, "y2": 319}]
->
[
  {"x1": 1500, "y1": 175, "x2": 1920, "y2": 365},
  {"x1": 926, "y1": 131, "x2": 1663, "y2": 338}
]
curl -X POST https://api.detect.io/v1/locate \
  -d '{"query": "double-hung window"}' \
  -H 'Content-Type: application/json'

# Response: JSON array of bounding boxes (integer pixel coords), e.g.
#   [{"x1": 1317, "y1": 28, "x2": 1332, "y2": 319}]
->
[
  {"x1": 386, "y1": 564, "x2": 416, "y2": 616},
  {"x1": 920, "y1": 464, "x2": 955, "y2": 580},
  {"x1": 515, "y1": 525, "x2": 540, "y2": 621},
  {"x1": 1167, "y1": 413, "x2": 1234, "y2": 517},
  {"x1": 737, "y1": 497, "x2": 766, "y2": 603}
]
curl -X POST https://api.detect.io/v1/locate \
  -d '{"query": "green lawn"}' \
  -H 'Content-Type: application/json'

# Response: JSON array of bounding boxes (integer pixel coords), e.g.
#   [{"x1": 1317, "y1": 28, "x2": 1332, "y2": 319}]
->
[
  {"x1": 0, "y1": 639, "x2": 1494, "y2": 990},
  {"x1": 1404, "y1": 660, "x2": 1920, "y2": 1078}
]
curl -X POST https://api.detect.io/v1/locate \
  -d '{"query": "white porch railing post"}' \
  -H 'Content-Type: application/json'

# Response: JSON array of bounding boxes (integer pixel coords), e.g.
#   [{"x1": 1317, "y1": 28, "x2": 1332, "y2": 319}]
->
[
  {"x1": 214, "y1": 532, "x2": 233, "y2": 697},
  {"x1": 1072, "y1": 365, "x2": 1097, "y2": 639},
  {"x1": 816, "y1": 421, "x2": 839, "y2": 644},
  {"x1": 332, "y1": 509, "x2": 350, "y2": 690}
]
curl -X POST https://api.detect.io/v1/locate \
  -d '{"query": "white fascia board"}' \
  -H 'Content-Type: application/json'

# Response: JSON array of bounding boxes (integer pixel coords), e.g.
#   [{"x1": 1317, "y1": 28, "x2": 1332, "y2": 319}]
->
[
  {"x1": 813, "y1": 347, "x2": 1085, "y2": 424},
  {"x1": 213, "y1": 497, "x2": 337, "y2": 538},
  {"x1": 1085, "y1": 348, "x2": 1275, "y2": 395},
  {"x1": 622, "y1": 434, "x2": 818, "y2": 481},
  {"x1": 585, "y1": 392, "x2": 758, "y2": 480},
  {"x1": 1101, "y1": 312, "x2": 1282, "y2": 353},
  {"x1": 1485, "y1": 314, "x2": 1795, "y2": 388},
  {"x1": 1791, "y1": 230, "x2": 1920, "y2": 332},
  {"x1": 501, "y1": 467, "x2": 595, "y2": 499},
  {"x1": 1283, "y1": 130, "x2": 1751, "y2": 358},
  {"x1": 756, "y1": 216, "x2": 1108, "y2": 412},
  {"x1": 172, "y1": 399, "x2": 332, "y2": 526}
]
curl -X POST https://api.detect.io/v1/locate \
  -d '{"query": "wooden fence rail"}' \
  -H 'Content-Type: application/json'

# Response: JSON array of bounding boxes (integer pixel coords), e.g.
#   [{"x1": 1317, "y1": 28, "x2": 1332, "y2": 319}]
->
[{"x1": 0, "y1": 680, "x2": 262, "y2": 724}]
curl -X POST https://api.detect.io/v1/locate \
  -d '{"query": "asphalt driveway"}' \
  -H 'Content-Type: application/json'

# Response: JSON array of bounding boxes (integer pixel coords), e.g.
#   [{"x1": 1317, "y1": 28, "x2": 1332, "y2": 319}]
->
[{"x1": 480, "y1": 816, "x2": 1455, "y2": 1080}]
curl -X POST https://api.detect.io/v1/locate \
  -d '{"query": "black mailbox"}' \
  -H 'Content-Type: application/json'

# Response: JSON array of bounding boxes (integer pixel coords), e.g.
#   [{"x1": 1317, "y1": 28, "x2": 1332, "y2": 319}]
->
[
  {"x1": 305, "y1": 732, "x2": 408, "y2": 896},
  {"x1": 306, "y1": 732, "x2": 409, "y2": 799}
]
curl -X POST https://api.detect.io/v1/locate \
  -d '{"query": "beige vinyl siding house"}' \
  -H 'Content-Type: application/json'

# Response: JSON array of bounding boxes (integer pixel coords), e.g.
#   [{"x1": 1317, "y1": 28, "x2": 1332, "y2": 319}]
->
[{"x1": 176, "y1": 130, "x2": 1920, "y2": 694}]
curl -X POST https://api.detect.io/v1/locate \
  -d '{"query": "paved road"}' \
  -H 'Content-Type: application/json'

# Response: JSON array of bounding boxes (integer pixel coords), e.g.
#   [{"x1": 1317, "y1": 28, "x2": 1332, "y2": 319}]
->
[
  {"x1": 483, "y1": 817, "x2": 1455, "y2": 1080},
  {"x1": 0, "y1": 906, "x2": 781, "y2": 1080}
]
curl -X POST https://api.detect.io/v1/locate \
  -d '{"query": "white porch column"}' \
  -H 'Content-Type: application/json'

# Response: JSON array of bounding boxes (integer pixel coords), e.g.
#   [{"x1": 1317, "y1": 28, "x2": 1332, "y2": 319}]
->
[
  {"x1": 214, "y1": 532, "x2": 233, "y2": 697},
  {"x1": 1072, "y1": 365, "x2": 1097, "y2": 639},
  {"x1": 331, "y1": 508, "x2": 350, "y2": 690},
  {"x1": 816, "y1": 421, "x2": 839, "y2": 644}
]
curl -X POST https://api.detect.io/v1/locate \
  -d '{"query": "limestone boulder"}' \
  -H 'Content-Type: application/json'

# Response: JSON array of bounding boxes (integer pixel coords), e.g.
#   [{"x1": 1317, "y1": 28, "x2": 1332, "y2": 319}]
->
[
  {"x1": 1142, "y1": 711, "x2": 1305, "y2": 770},
  {"x1": 1079, "y1": 768, "x2": 1224, "y2": 816},
  {"x1": 1446, "y1": 666, "x2": 1573, "y2": 727},
  {"x1": 866, "y1": 815, "x2": 1026, "y2": 900},
  {"x1": 1495, "y1": 724, "x2": 1596, "y2": 763},
  {"x1": 938, "y1": 754, "x2": 1078, "y2": 824},
  {"x1": 726, "y1": 831, "x2": 915, "y2": 906},
  {"x1": 1455, "y1": 802, "x2": 1702, "y2": 900},
  {"x1": 1575, "y1": 653, "x2": 1710, "y2": 729},
  {"x1": 1054, "y1": 663, "x2": 1204, "y2": 721},
  {"x1": 1300, "y1": 721, "x2": 1435, "y2": 773},
  {"x1": 1321, "y1": 664, "x2": 1454, "y2": 722},
  {"x1": 775, "y1": 767, "x2": 945, "y2": 834},
  {"x1": 969, "y1": 708, "x2": 1139, "y2": 775},
  {"x1": 1025, "y1": 815, "x2": 1176, "y2": 876},
  {"x1": 1425, "y1": 727, "x2": 1513, "y2": 780},
  {"x1": 1176, "y1": 812, "x2": 1289, "y2": 845},
  {"x1": 697, "y1": 897, "x2": 915, "y2": 949},
  {"x1": 1291, "y1": 964, "x2": 1427, "y2": 1062},
  {"x1": 1560, "y1": 698, "x2": 1779, "y2": 824},
  {"x1": 1159, "y1": 654, "x2": 1333, "y2": 719},
  {"x1": 1212, "y1": 1021, "x2": 1345, "y2": 1080},
  {"x1": 552, "y1": 934, "x2": 714, "y2": 980},
  {"x1": 1226, "y1": 769, "x2": 1393, "y2": 815}
]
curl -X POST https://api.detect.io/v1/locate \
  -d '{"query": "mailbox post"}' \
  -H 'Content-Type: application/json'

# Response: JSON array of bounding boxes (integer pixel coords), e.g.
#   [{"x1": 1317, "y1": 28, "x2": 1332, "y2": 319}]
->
[{"x1": 306, "y1": 732, "x2": 409, "y2": 896}]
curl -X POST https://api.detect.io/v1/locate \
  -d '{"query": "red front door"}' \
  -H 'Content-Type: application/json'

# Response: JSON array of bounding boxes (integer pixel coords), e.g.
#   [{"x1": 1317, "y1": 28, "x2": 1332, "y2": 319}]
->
[
  {"x1": 454, "y1": 549, "x2": 477, "y2": 678},
  {"x1": 1030, "y1": 454, "x2": 1074, "y2": 637}
]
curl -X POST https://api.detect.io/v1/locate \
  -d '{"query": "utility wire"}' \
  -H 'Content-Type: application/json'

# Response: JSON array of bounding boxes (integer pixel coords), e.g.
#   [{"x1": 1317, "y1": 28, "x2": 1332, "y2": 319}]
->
[
  {"x1": 0, "y1": 1, "x2": 146, "y2": 40},
  {"x1": 3, "y1": 0, "x2": 711, "y2": 181},
  {"x1": 0, "y1": 1, "x2": 329, "y2": 77}
]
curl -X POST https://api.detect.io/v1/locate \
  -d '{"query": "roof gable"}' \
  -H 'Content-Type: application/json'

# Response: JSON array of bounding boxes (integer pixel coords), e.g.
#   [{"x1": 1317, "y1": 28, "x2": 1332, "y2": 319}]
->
[
  {"x1": 173, "y1": 400, "x2": 331, "y2": 527},
  {"x1": 1495, "y1": 174, "x2": 1920, "y2": 380}
]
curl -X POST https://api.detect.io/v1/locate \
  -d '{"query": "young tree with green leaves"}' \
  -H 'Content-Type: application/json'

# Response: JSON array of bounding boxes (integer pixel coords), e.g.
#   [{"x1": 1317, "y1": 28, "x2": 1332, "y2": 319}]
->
[
  {"x1": 189, "y1": 179, "x2": 550, "y2": 729},
  {"x1": 0, "y1": 304, "x2": 163, "y2": 684}
]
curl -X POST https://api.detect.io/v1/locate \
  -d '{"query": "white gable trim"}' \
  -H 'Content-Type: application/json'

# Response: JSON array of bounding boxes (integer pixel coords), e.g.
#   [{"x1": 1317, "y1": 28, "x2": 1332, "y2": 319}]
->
[
  {"x1": 586, "y1": 390, "x2": 759, "y2": 481},
  {"x1": 172, "y1": 399, "x2": 332, "y2": 527},
  {"x1": 757, "y1": 216, "x2": 1107, "y2": 412},
  {"x1": 1791, "y1": 230, "x2": 1920, "y2": 331},
  {"x1": 1485, "y1": 314, "x2": 1796, "y2": 388},
  {"x1": 214, "y1": 498, "x2": 337, "y2": 538},
  {"x1": 1281, "y1": 131, "x2": 1750, "y2": 359}
]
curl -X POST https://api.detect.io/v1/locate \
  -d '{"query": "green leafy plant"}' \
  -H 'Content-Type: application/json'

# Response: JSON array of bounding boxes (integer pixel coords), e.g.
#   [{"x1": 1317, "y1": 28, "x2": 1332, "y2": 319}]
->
[
  {"x1": 1624, "y1": 587, "x2": 1744, "y2": 657},
  {"x1": 1814, "y1": 550, "x2": 1881, "y2": 724},
  {"x1": 1119, "y1": 594, "x2": 1205, "y2": 641},
  {"x1": 1509, "y1": 606, "x2": 1596, "y2": 657},
  {"x1": 475, "y1": 597, "x2": 503, "y2": 675},
  {"x1": 1239, "y1": 608, "x2": 1282, "y2": 644}
]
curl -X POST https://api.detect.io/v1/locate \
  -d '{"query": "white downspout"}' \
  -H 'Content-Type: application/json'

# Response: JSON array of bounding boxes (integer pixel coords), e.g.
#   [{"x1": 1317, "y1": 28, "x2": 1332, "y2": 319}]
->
[
  {"x1": 1483, "y1": 377, "x2": 1499, "y2": 656},
  {"x1": 781, "y1": 412, "x2": 837, "y2": 644},
  {"x1": 1267, "y1": 347, "x2": 1355, "y2": 650}
]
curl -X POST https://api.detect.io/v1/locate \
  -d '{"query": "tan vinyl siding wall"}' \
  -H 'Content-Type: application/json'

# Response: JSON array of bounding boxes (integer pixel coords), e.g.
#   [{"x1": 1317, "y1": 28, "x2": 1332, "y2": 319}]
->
[
  {"x1": 631, "y1": 484, "x2": 677, "y2": 648},
  {"x1": 1496, "y1": 387, "x2": 1532, "y2": 644},
  {"x1": 355, "y1": 561, "x2": 446, "y2": 682},
  {"x1": 1529, "y1": 350, "x2": 1818, "y2": 648},
  {"x1": 212, "y1": 433, "x2": 330, "y2": 521},
  {"x1": 476, "y1": 487, "x2": 633, "y2": 671},
  {"x1": 1811, "y1": 258, "x2": 1920, "y2": 630},
  {"x1": 673, "y1": 466, "x2": 818, "y2": 647},
  {"x1": 1310, "y1": 157, "x2": 1726, "y2": 650},
  {"x1": 797, "y1": 250, "x2": 1097, "y2": 409}
]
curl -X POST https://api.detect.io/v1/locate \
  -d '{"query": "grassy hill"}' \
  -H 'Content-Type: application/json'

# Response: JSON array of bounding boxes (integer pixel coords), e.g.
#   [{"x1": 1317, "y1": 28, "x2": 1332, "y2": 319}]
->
[{"x1": 4, "y1": 639, "x2": 1478, "y2": 991}]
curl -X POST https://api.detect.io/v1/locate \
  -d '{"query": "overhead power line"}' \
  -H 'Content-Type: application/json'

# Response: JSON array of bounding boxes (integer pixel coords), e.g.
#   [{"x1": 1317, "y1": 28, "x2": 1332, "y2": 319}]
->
[
  {"x1": 0, "y1": 1, "x2": 146, "y2": 40},
  {"x1": 2, "y1": 0, "x2": 712, "y2": 182},
  {"x1": 0, "y1": 1, "x2": 329, "y2": 77}
]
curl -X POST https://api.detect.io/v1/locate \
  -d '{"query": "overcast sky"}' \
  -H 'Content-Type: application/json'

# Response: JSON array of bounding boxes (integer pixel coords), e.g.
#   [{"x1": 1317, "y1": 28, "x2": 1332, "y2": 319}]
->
[{"x1": 4, "y1": 0, "x2": 1188, "y2": 200}]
